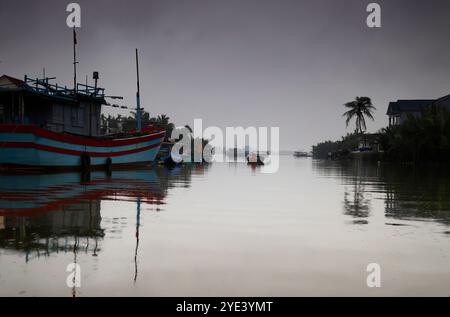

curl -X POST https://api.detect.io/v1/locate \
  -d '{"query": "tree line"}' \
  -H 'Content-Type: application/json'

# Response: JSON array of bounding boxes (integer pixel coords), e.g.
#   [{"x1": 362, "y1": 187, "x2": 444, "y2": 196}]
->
[{"x1": 312, "y1": 97, "x2": 450, "y2": 164}]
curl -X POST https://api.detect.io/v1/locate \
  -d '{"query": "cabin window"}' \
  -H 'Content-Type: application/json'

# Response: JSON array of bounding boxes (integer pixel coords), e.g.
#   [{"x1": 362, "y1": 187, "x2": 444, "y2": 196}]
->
[
  {"x1": 52, "y1": 104, "x2": 64, "y2": 123},
  {"x1": 71, "y1": 105, "x2": 85, "y2": 127}
]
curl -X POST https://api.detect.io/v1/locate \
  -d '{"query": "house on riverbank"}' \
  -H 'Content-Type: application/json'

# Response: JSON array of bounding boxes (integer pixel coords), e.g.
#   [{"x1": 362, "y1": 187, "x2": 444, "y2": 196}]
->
[
  {"x1": 387, "y1": 100, "x2": 434, "y2": 126},
  {"x1": 387, "y1": 95, "x2": 450, "y2": 126}
]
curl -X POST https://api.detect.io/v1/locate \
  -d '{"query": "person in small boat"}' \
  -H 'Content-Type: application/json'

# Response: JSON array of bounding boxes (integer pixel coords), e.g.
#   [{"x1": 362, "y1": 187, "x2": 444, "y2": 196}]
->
[{"x1": 247, "y1": 153, "x2": 264, "y2": 165}]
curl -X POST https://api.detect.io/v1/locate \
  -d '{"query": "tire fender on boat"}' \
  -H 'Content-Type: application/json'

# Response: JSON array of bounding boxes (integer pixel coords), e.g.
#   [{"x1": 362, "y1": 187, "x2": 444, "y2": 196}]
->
[
  {"x1": 105, "y1": 157, "x2": 112, "y2": 174},
  {"x1": 81, "y1": 154, "x2": 91, "y2": 170}
]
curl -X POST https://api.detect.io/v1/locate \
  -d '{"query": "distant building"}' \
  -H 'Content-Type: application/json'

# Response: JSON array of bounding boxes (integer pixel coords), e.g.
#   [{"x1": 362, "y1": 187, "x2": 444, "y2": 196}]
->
[
  {"x1": 387, "y1": 100, "x2": 434, "y2": 126},
  {"x1": 0, "y1": 74, "x2": 105, "y2": 136},
  {"x1": 387, "y1": 95, "x2": 450, "y2": 126}
]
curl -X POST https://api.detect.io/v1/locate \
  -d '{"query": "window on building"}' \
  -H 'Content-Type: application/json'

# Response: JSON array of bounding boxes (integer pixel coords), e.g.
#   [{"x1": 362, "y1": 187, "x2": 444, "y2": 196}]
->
[{"x1": 71, "y1": 105, "x2": 85, "y2": 127}]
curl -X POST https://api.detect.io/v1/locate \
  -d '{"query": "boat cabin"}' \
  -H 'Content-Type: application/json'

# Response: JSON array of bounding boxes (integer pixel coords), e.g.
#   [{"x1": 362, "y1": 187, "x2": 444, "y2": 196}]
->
[{"x1": 0, "y1": 74, "x2": 106, "y2": 137}]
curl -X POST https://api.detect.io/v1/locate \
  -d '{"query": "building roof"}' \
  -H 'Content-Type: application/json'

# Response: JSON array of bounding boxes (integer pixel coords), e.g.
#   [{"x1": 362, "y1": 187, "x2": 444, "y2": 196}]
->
[
  {"x1": 434, "y1": 94, "x2": 450, "y2": 107},
  {"x1": 387, "y1": 99, "x2": 435, "y2": 115},
  {"x1": 0, "y1": 75, "x2": 24, "y2": 89}
]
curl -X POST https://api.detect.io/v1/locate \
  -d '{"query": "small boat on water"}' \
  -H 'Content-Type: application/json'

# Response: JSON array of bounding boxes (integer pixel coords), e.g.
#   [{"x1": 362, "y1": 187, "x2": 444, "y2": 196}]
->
[
  {"x1": 157, "y1": 141, "x2": 183, "y2": 167},
  {"x1": 246, "y1": 152, "x2": 265, "y2": 166},
  {"x1": 293, "y1": 151, "x2": 310, "y2": 158},
  {"x1": 0, "y1": 73, "x2": 165, "y2": 172}
]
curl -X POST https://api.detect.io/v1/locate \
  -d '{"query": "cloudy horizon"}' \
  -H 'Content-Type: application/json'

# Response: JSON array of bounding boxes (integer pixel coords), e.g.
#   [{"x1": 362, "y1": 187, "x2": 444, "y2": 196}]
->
[{"x1": 2, "y1": 0, "x2": 450, "y2": 150}]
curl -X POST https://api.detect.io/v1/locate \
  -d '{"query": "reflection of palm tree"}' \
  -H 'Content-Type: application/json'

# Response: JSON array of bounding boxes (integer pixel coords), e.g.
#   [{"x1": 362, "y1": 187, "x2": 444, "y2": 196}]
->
[
  {"x1": 343, "y1": 182, "x2": 371, "y2": 219},
  {"x1": 342, "y1": 162, "x2": 371, "y2": 224}
]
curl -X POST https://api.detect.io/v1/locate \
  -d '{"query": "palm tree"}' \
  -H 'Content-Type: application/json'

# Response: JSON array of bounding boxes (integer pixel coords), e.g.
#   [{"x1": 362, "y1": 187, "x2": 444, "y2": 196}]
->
[
  {"x1": 343, "y1": 97, "x2": 376, "y2": 134},
  {"x1": 184, "y1": 125, "x2": 193, "y2": 133},
  {"x1": 151, "y1": 114, "x2": 169, "y2": 126},
  {"x1": 149, "y1": 114, "x2": 174, "y2": 140}
]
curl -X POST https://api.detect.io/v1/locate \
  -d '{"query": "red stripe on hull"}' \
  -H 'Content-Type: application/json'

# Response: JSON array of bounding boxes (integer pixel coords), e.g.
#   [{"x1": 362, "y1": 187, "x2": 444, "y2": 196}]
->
[
  {"x1": 1, "y1": 141, "x2": 162, "y2": 157},
  {"x1": 0, "y1": 124, "x2": 165, "y2": 147}
]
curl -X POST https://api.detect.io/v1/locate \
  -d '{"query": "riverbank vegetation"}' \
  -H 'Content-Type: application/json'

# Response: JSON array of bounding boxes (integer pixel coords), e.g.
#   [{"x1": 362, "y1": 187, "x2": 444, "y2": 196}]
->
[
  {"x1": 101, "y1": 111, "x2": 174, "y2": 140},
  {"x1": 312, "y1": 97, "x2": 376, "y2": 159},
  {"x1": 312, "y1": 100, "x2": 450, "y2": 165},
  {"x1": 380, "y1": 105, "x2": 450, "y2": 164},
  {"x1": 312, "y1": 133, "x2": 360, "y2": 159},
  {"x1": 102, "y1": 111, "x2": 212, "y2": 161}
]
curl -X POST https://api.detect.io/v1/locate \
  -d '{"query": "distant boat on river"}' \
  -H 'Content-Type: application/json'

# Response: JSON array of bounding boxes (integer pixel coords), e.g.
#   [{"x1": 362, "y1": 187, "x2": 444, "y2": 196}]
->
[{"x1": 293, "y1": 151, "x2": 310, "y2": 158}]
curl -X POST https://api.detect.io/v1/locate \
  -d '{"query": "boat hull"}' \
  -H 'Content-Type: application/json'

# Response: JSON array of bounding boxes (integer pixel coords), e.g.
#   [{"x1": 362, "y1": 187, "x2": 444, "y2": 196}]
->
[{"x1": 0, "y1": 125, "x2": 165, "y2": 171}]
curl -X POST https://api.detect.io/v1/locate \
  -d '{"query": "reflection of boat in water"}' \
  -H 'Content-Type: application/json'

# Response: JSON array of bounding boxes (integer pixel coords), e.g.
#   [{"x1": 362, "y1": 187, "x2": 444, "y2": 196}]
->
[
  {"x1": 0, "y1": 164, "x2": 206, "y2": 264},
  {"x1": 0, "y1": 171, "x2": 165, "y2": 216},
  {"x1": 0, "y1": 170, "x2": 165, "y2": 262},
  {"x1": 0, "y1": 200, "x2": 104, "y2": 261}
]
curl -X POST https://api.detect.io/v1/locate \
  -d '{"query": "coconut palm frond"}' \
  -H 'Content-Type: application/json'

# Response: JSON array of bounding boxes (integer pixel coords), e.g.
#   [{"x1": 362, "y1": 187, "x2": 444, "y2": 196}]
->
[{"x1": 342, "y1": 97, "x2": 376, "y2": 134}]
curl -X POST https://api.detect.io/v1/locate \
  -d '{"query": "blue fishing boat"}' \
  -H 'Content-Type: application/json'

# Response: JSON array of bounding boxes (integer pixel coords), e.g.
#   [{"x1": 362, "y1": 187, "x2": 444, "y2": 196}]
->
[
  {"x1": 0, "y1": 73, "x2": 164, "y2": 171},
  {"x1": 0, "y1": 46, "x2": 164, "y2": 172}
]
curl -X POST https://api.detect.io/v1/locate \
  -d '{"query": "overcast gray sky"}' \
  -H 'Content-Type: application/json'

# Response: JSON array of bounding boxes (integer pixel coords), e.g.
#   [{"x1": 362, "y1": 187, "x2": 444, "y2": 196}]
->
[{"x1": 1, "y1": 0, "x2": 450, "y2": 150}]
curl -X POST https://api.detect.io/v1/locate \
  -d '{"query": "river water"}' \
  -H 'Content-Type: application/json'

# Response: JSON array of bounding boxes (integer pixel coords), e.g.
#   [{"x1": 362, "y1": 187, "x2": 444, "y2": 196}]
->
[{"x1": 0, "y1": 157, "x2": 449, "y2": 296}]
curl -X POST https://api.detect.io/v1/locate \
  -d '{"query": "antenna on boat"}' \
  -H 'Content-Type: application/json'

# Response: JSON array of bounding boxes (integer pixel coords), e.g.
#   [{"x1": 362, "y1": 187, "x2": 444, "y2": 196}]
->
[
  {"x1": 135, "y1": 48, "x2": 142, "y2": 132},
  {"x1": 73, "y1": 27, "x2": 78, "y2": 94}
]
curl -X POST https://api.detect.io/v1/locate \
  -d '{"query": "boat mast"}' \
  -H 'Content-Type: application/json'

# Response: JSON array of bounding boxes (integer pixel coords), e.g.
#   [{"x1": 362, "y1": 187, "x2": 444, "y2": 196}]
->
[
  {"x1": 73, "y1": 27, "x2": 78, "y2": 93},
  {"x1": 135, "y1": 48, "x2": 142, "y2": 132}
]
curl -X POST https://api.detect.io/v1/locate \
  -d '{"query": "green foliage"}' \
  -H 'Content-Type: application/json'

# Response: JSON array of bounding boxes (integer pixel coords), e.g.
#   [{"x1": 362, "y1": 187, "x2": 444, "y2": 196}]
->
[
  {"x1": 380, "y1": 106, "x2": 450, "y2": 164},
  {"x1": 149, "y1": 114, "x2": 175, "y2": 140},
  {"x1": 101, "y1": 112, "x2": 212, "y2": 156},
  {"x1": 101, "y1": 111, "x2": 174, "y2": 141},
  {"x1": 312, "y1": 133, "x2": 360, "y2": 159},
  {"x1": 312, "y1": 96, "x2": 376, "y2": 159}
]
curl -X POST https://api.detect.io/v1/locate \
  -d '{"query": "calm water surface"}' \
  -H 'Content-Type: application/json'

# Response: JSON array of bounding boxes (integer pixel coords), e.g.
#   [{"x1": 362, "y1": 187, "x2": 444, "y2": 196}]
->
[{"x1": 0, "y1": 157, "x2": 449, "y2": 296}]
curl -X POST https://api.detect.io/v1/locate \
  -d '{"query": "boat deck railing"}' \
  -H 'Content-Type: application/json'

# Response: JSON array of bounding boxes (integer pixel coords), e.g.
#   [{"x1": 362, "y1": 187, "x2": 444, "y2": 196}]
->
[{"x1": 23, "y1": 75, "x2": 105, "y2": 100}]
